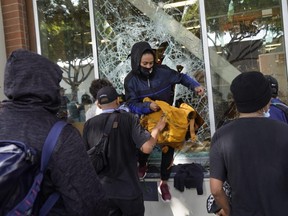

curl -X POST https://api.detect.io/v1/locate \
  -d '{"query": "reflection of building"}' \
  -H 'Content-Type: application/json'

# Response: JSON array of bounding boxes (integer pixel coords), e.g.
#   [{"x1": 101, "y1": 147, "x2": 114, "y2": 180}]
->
[
  {"x1": 259, "y1": 52, "x2": 287, "y2": 102},
  {"x1": 224, "y1": 40, "x2": 262, "y2": 72}
]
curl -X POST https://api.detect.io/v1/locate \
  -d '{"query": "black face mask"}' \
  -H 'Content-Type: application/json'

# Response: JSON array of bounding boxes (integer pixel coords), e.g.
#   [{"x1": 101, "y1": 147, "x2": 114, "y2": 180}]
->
[{"x1": 140, "y1": 67, "x2": 153, "y2": 77}]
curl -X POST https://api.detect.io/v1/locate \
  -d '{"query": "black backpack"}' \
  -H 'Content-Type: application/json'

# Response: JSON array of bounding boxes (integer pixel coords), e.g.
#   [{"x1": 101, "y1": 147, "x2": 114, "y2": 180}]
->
[
  {"x1": 0, "y1": 121, "x2": 67, "y2": 216},
  {"x1": 87, "y1": 112, "x2": 118, "y2": 173}
]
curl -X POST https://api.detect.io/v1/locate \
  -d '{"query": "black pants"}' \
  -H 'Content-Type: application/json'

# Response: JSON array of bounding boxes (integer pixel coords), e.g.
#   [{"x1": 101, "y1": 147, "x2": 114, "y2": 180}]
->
[
  {"x1": 108, "y1": 195, "x2": 145, "y2": 216},
  {"x1": 138, "y1": 146, "x2": 174, "y2": 181}
]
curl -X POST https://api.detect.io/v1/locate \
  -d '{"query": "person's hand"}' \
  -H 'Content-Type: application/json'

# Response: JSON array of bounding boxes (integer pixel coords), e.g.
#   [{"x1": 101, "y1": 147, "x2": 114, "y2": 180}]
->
[
  {"x1": 194, "y1": 85, "x2": 205, "y2": 96},
  {"x1": 155, "y1": 116, "x2": 167, "y2": 132},
  {"x1": 150, "y1": 102, "x2": 160, "y2": 112}
]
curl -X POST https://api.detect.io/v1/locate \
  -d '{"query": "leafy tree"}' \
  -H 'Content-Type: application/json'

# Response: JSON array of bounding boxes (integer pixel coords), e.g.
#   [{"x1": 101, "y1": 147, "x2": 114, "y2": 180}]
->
[{"x1": 37, "y1": 0, "x2": 93, "y2": 98}]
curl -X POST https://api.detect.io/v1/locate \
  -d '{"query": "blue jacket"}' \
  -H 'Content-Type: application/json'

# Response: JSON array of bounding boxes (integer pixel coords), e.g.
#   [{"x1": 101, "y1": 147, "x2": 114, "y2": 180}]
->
[
  {"x1": 269, "y1": 98, "x2": 288, "y2": 124},
  {"x1": 124, "y1": 41, "x2": 200, "y2": 115}
]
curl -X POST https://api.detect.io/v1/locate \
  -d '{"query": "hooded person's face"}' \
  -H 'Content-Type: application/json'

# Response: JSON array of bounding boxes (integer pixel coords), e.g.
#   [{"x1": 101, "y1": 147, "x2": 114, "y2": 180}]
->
[{"x1": 140, "y1": 53, "x2": 154, "y2": 76}]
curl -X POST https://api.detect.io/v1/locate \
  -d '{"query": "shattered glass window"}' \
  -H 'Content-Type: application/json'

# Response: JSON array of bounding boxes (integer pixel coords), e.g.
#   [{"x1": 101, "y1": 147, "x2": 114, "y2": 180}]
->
[{"x1": 92, "y1": 0, "x2": 210, "y2": 166}]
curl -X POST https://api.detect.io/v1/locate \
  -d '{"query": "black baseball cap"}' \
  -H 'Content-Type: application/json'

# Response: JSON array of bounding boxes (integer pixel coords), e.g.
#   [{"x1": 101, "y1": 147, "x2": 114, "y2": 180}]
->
[{"x1": 96, "y1": 86, "x2": 118, "y2": 105}]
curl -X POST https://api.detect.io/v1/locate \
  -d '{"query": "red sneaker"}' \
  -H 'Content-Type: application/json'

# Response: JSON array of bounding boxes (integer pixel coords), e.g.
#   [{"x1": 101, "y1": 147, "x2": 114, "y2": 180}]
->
[
  {"x1": 138, "y1": 164, "x2": 148, "y2": 179},
  {"x1": 158, "y1": 183, "x2": 171, "y2": 202}
]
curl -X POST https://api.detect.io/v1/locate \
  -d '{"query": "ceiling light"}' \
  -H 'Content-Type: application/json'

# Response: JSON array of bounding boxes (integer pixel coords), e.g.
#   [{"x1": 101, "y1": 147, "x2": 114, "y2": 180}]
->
[
  {"x1": 186, "y1": 25, "x2": 200, "y2": 30},
  {"x1": 163, "y1": 0, "x2": 197, "y2": 9}
]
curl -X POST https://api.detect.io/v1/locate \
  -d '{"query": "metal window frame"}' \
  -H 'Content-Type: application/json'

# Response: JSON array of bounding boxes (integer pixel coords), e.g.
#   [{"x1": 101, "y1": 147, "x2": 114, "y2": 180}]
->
[
  {"x1": 88, "y1": 0, "x2": 100, "y2": 79},
  {"x1": 32, "y1": 0, "x2": 41, "y2": 54},
  {"x1": 281, "y1": 0, "x2": 288, "y2": 79},
  {"x1": 199, "y1": 0, "x2": 216, "y2": 135}
]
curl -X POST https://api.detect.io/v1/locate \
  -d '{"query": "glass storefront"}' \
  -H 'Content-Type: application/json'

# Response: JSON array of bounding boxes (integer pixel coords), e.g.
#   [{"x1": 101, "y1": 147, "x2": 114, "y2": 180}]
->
[
  {"x1": 203, "y1": 0, "x2": 287, "y2": 130},
  {"x1": 34, "y1": 0, "x2": 288, "y2": 167},
  {"x1": 36, "y1": 0, "x2": 95, "y2": 122},
  {"x1": 91, "y1": 0, "x2": 210, "y2": 165}
]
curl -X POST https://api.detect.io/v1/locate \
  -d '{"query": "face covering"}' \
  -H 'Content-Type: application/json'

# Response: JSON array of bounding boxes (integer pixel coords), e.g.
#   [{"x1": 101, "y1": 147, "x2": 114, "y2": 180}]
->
[
  {"x1": 263, "y1": 109, "x2": 270, "y2": 118},
  {"x1": 140, "y1": 67, "x2": 153, "y2": 77}
]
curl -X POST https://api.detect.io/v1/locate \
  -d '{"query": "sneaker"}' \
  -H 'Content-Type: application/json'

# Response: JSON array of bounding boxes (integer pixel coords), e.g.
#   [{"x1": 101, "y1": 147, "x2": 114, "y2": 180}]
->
[
  {"x1": 158, "y1": 183, "x2": 171, "y2": 202},
  {"x1": 138, "y1": 164, "x2": 148, "y2": 179}
]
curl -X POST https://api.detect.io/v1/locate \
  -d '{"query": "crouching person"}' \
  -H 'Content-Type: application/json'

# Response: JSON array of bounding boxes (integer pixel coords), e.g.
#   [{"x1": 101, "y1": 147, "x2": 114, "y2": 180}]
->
[{"x1": 83, "y1": 86, "x2": 166, "y2": 216}]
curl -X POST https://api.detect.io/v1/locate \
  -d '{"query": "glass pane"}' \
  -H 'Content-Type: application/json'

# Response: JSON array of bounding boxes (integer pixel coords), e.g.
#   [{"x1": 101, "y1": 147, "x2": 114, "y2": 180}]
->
[
  {"x1": 36, "y1": 0, "x2": 94, "y2": 122},
  {"x1": 205, "y1": 0, "x2": 287, "y2": 127},
  {"x1": 92, "y1": 0, "x2": 210, "y2": 167}
]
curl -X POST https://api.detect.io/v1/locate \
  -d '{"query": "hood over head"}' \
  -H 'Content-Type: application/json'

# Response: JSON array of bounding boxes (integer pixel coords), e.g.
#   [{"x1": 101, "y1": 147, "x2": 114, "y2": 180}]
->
[
  {"x1": 130, "y1": 41, "x2": 155, "y2": 75},
  {"x1": 3, "y1": 49, "x2": 63, "y2": 114}
]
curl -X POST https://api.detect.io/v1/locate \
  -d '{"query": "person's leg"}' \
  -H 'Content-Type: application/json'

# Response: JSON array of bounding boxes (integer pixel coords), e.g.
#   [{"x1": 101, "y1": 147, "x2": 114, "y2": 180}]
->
[
  {"x1": 137, "y1": 150, "x2": 149, "y2": 166},
  {"x1": 112, "y1": 195, "x2": 145, "y2": 216},
  {"x1": 108, "y1": 198, "x2": 123, "y2": 216},
  {"x1": 158, "y1": 146, "x2": 174, "y2": 201},
  {"x1": 137, "y1": 149, "x2": 150, "y2": 179},
  {"x1": 160, "y1": 146, "x2": 174, "y2": 180}
]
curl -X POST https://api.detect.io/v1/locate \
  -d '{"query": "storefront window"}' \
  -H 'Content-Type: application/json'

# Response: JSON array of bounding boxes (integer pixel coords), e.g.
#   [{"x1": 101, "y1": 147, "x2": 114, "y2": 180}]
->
[
  {"x1": 36, "y1": 0, "x2": 94, "y2": 122},
  {"x1": 204, "y1": 0, "x2": 287, "y2": 128},
  {"x1": 92, "y1": 0, "x2": 210, "y2": 166},
  {"x1": 34, "y1": 0, "x2": 288, "y2": 169}
]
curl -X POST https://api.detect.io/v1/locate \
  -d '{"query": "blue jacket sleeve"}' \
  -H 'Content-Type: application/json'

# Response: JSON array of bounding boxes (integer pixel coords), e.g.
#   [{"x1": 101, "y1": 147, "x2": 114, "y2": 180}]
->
[
  {"x1": 179, "y1": 73, "x2": 201, "y2": 90},
  {"x1": 162, "y1": 65, "x2": 201, "y2": 91},
  {"x1": 124, "y1": 81, "x2": 153, "y2": 115}
]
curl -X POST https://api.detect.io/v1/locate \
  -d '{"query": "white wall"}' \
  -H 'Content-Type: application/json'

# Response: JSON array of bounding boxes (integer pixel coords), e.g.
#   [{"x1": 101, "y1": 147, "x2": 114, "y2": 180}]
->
[
  {"x1": 59, "y1": 65, "x2": 95, "y2": 102},
  {"x1": 0, "y1": 4, "x2": 7, "y2": 101}
]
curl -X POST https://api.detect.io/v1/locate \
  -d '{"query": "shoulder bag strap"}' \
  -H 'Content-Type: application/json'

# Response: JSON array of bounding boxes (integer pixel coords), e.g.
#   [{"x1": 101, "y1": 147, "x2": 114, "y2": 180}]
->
[{"x1": 103, "y1": 112, "x2": 118, "y2": 136}]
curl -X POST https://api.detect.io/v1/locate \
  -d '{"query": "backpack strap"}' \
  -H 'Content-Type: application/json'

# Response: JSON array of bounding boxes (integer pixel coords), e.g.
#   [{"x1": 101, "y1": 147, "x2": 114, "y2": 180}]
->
[
  {"x1": 39, "y1": 121, "x2": 67, "y2": 216},
  {"x1": 8, "y1": 121, "x2": 67, "y2": 216},
  {"x1": 41, "y1": 121, "x2": 67, "y2": 172}
]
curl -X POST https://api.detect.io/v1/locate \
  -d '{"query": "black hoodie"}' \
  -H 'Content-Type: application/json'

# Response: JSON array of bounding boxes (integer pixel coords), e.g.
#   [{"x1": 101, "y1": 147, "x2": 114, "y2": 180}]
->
[
  {"x1": 0, "y1": 49, "x2": 108, "y2": 215},
  {"x1": 124, "y1": 41, "x2": 200, "y2": 115},
  {"x1": 130, "y1": 41, "x2": 156, "y2": 75}
]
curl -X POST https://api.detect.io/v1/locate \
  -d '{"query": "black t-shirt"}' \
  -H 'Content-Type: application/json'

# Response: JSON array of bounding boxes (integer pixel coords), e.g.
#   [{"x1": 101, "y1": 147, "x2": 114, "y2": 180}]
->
[
  {"x1": 83, "y1": 111, "x2": 151, "y2": 200},
  {"x1": 210, "y1": 117, "x2": 288, "y2": 215}
]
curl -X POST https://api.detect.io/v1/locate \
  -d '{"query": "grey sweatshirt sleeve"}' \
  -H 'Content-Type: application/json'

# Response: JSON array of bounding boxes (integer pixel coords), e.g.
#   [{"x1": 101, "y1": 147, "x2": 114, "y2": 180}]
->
[{"x1": 47, "y1": 125, "x2": 109, "y2": 215}]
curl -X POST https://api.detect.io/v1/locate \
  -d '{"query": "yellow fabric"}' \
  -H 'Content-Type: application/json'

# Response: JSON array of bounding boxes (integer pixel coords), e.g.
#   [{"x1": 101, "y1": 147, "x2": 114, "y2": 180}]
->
[
  {"x1": 140, "y1": 98, "x2": 196, "y2": 148},
  {"x1": 72, "y1": 122, "x2": 84, "y2": 136}
]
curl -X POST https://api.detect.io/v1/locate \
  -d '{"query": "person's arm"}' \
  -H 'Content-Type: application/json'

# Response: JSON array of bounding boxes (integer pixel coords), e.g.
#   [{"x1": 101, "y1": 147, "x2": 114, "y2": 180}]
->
[
  {"x1": 209, "y1": 132, "x2": 229, "y2": 215},
  {"x1": 124, "y1": 78, "x2": 153, "y2": 115},
  {"x1": 210, "y1": 178, "x2": 230, "y2": 216},
  {"x1": 180, "y1": 73, "x2": 205, "y2": 96},
  {"x1": 130, "y1": 114, "x2": 166, "y2": 153},
  {"x1": 166, "y1": 66, "x2": 205, "y2": 96},
  {"x1": 50, "y1": 125, "x2": 109, "y2": 215},
  {"x1": 140, "y1": 116, "x2": 166, "y2": 153}
]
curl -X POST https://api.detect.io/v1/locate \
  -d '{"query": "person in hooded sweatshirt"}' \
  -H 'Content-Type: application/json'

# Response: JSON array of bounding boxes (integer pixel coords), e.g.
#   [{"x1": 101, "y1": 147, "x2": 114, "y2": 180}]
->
[
  {"x1": 124, "y1": 41, "x2": 205, "y2": 202},
  {"x1": 0, "y1": 49, "x2": 109, "y2": 215}
]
